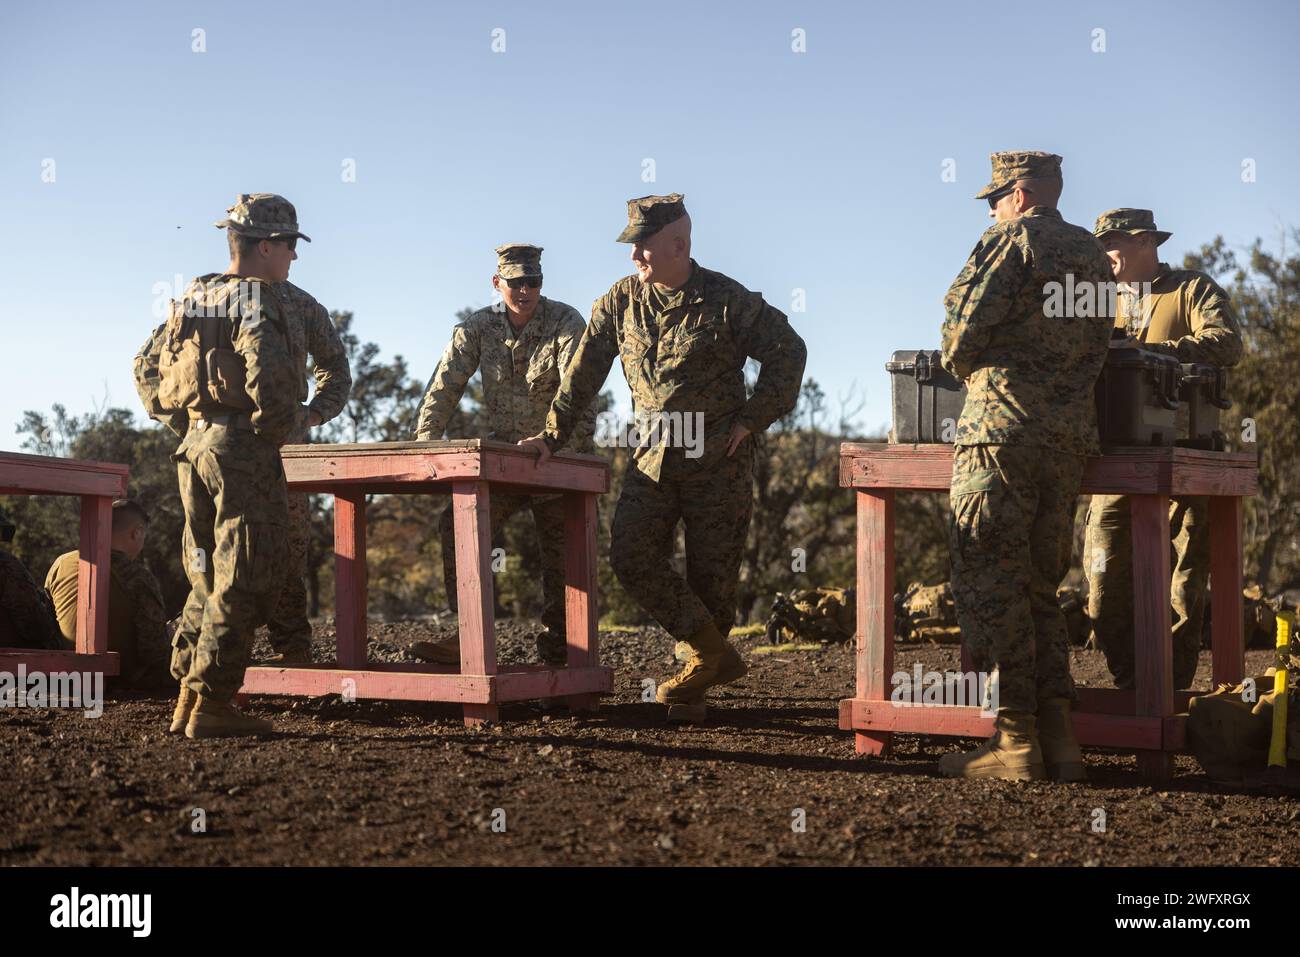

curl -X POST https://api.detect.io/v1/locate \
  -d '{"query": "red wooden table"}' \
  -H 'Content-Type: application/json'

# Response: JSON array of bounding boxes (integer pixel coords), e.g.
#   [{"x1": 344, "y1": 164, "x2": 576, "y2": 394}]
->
[
  {"x1": 0, "y1": 451, "x2": 128, "y2": 676},
  {"x1": 838, "y1": 443, "x2": 1258, "y2": 782},
  {"x1": 238, "y1": 440, "x2": 613, "y2": 726}
]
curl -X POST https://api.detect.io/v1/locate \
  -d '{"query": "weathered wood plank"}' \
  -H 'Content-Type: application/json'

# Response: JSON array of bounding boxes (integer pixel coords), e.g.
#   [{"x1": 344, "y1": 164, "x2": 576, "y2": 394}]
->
[
  {"x1": 1209, "y1": 496, "x2": 1245, "y2": 687},
  {"x1": 0, "y1": 451, "x2": 129, "y2": 498},
  {"x1": 76, "y1": 496, "x2": 113, "y2": 655},
  {"x1": 454, "y1": 481, "x2": 498, "y2": 726},
  {"x1": 334, "y1": 490, "x2": 368, "y2": 668},
  {"x1": 240, "y1": 667, "x2": 493, "y2": 703},
  {"x1": 0, "y1": 651, "x2": 120, "y2": 675},
  {"x1": 563, "y1": 491, "x2": 601, "y2": 712},
  {"x1": 856, "y1": 490, "x2": 894, "y2": 756}
]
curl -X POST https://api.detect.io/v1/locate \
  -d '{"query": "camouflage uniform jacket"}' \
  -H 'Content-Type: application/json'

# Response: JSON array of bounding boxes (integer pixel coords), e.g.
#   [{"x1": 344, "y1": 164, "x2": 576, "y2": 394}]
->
[
  {"x1": 135, "y1": 278, "x2": 347, "y2": 441},
  {"x1": 134, "y1": 274, "x2": 302, "y2": 446},
  {"x1": 415, "y1": 298, "x2": 595, "y2": 450},
  {"x1": 0, "y1": 549, "x2": 63, "y2": 650},
  {"x1": 941, "y1": 207, "x2": 1115, "y2": 455},
  {"x1": 1117, "y1": 263, "x2": 1243, "y2": 367},
  {"x1": 271, "y1": 281, "x2": 352, "y2": 440},
  {"x1": 544, "y1": 261, "x2": 808, "y2": 480}
]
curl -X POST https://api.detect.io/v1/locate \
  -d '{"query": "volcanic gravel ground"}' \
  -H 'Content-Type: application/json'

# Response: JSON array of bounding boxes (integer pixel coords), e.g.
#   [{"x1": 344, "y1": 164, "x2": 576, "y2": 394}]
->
[{"x1": 1, "y1": 620, "x2": 1296, "y2": 866}]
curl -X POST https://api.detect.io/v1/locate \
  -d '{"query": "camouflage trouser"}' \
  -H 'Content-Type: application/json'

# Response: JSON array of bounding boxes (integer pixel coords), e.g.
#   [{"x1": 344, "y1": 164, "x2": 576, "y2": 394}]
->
[
  {"x1": 172, "y1": 424, "x2": 290, "y2": 700},
  {"x1": 609, "y1": 440, "x2": 754, "y2": 643},
  {"x1": 949, "y1": 443, "x2": 1083, "y2": 713},
  {"x1": 439, "y1": 492, "x2": 566, "y2": 637},
  {"x1": 1083, "y1": 494, "x2": 1209, "y2": 690},
  {"x1": 265, "y1": 490, "x2": 312, "y2": 653}
]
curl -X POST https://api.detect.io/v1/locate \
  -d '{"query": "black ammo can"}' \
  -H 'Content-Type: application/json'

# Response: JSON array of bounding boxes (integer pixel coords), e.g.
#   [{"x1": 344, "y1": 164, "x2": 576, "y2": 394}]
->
[
  {"x1": 886, "y1": 350, "x2": 967, "y2": 443},
  {"x1": 1177, "y1": 363, "x2": 1231, "y2": 450},
  {"x1": 1094, "y1": 345, "x2": 1181, "y2": 447}
]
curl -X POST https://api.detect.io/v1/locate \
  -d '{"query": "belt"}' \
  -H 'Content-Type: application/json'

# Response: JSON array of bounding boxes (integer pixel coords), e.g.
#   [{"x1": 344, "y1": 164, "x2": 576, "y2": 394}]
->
[{"x1": 189, "y1": 411, "x2": 254, "y2": 431}]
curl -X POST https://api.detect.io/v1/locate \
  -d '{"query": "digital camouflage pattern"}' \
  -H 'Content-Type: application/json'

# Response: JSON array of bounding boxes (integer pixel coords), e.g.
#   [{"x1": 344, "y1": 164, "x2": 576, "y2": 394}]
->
[
  {"x1": 494, "y1": 243, "x2": 543, "y2": 280},
  {"x1": 265, "y1": 280, "x2": 352, "y2": 656},
  {"x1": 416, "y1": 298, "x2": 595, "y2": 449},
  {"x1": 0, "y1": 548, "x2": 64, "y2": 650},
  {"x1": 213, "y1": 192, "x2": 311, "y2": 242},
  {"x1": 1092, "y1": 207, "x2": 1171, "y2": 246},
  {"x1": 149, "y1": 274, "x2": 300, "y2": 702},
  {"x1": 1111, "y1": 263, "x2": 1243, "y2": 365},
  {"x1": 974, "y1": 150, "x2": 1062, "y2": 199},
  {"x1": 949, "y1": 444, "x2": 1083, "y2": 711},
  {"x1": 610, "y1": 436, "x2": 755, "y2": 642},
  {"x1": 544, "y1": 261, "x2": 807, "y2": 481},
  {"x1": 1085, "y1": 494, "x2": 1208, "y2": 689},
  {"x1": 941, "y1": 206, "x2": 1115, "y2": 455},
  {"x1": 543, "y1": 259, "x2": 804, "y2": 644},
  {"x1": 45, "y1": 549, "x2": 171, "y2": 687},
  {"x1": 616, "y1": 193, "x2": 687, "y2": 243},
  {"x1": 171, "y1": 425, "x2": 290, "y2": 699},
  {"x1": 133, "y1": 321, "x2": 190, "y2": 437}
]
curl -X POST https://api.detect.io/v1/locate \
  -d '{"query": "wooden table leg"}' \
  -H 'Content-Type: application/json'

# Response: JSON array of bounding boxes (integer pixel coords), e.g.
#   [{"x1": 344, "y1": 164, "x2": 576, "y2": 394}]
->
[
  {"x1": 335, "y1": 490, "x2": 368, "y2": 669},
  {"x1": 1209, "y1": 496, "x2": 1244, "y2": 688},
  {"x1": 564, "y1": 491, "x2": 600, "y2": 713},
  {"x1": 76, "y1": 495, "x2": 113, "y2": 656},
  {"x1": 455, "y1": 480, "x2": 498, "y2": 726},
  {"x1": 856, "y1": 490, "x2": 894, "y2": 756},
  {"x1": 1131, "y1": 493, "x2": 1174, "y2": 782}
]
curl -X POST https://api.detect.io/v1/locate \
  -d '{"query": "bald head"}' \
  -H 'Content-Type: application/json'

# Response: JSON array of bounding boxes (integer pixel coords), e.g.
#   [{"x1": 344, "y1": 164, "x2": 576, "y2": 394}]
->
[{"x1": 631, "y1": 212, "x2": 693, "y2": 288}]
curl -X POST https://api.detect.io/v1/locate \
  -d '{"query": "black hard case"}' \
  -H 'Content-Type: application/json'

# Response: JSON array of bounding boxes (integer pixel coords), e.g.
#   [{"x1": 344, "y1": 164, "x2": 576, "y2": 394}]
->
[
  {"x1": 1094, "y1": 345, "x2": 1181, "y2": 447},
  {"x1": 886, "y1": 350, "x2": 968, "y2": 444},
  {"x1": 1176, "y1": 363, "x2": 1230, "y2": 450}
]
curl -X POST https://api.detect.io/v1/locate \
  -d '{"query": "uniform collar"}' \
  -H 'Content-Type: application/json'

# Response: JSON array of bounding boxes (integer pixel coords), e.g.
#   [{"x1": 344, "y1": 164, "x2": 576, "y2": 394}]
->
[
  {"x1": 1020, "y1": 206, "x2": 1062, "y2": 221},
  {"x1": 637, "y1": 259, "x2": 706, "y2": 308}
]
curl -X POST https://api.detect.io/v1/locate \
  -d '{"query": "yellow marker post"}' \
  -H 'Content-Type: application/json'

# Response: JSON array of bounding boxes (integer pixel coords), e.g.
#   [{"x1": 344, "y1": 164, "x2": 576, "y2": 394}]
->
[{"x1": 1269, "y1": 612, "x2": 1292, "y2": 768}]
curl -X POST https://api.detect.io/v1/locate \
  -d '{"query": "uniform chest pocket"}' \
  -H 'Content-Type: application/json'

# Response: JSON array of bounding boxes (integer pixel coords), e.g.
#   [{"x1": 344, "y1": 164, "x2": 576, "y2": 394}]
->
[
  {"x1": 479, "y1": 341, "x2": 511, "y2": 386},
  {"x1": 666, "y1": 314, "x2": 733, "y2": 371},
  {"x1": 526, "y1": 342, "x2": 560, "y2": 395},
  {"x1": 619, "y1": 328, "x2": 653, "y2": 388}
]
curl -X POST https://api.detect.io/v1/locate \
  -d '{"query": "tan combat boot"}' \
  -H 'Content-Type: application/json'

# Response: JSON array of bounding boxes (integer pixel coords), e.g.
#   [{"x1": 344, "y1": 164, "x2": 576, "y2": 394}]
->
[
  {"x1": 655, "y1": 622, "x2": 748, "y2": 706},
  {"x1": 938, "y1": 709, "x2": 1045, "y2": 781},
  {"x1": 168, "y1": 684, "x2": 197, "y2": 734},
  {"x1": 1037, "y1": 697, "x2": 1086, "y2": 782},
  {"x1": 410, "y1": 637, "x2": 460, "y2": 665},
  {"x1": 185, "y1": 694, "x2": 274, "y2": 739}
]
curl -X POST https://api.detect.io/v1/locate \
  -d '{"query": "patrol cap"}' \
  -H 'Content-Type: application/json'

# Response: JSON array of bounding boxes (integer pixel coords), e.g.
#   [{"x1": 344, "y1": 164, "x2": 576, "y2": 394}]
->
[
  {"x1": 975, "y1": 151, "x2": 1063, "y2": 200},
  {"x1": 494, "y1": 243, "x2": 543, "y2": 280},
  {"x1": 1093, "y1": 208, "x2": 1171, "y2": 246},
  {"x1": 214, "y1": 193, "x2": 312, "y2": 242},
  {"x1": 616, "y1": 193, "x2": 687, "y2": 243}
]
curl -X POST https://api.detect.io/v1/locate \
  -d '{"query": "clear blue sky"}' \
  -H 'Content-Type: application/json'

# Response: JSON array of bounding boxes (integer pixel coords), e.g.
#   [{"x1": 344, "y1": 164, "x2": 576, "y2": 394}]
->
[{"x1": 2, "y1": 0, "x2": 1296, "y2": 448}]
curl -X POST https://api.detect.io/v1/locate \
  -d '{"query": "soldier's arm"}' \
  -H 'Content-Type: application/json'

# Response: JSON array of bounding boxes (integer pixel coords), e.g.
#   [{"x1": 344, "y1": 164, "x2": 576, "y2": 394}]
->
[
  {"x1": 1142, "y1": 274, "x2": 1244, "y2": 367},
  {"x1": 2, "y1": 559, "x2": 64, "y2": 650},
  {"x1": 730, "y1": 291, "x2": 808, "y2": 433},
  {"x1": 555, "y1": 308, "x2": 597, "y2": 452},
  {"x1": 542, "y1": 295, "x2": 619, "y2": 452},
  {"x1": 304, "y1": 302, "x2": 354, "y2": 424},
  {"x1": 414, "y1": 323, "x2": 481, "y2": 440},
  {"x1": 133, "y1": 323, "x2": 189, "y2": 438},
  {"x1": 237, "y1": 286, "x2": 301, "y2": 447},
  {"x1": 940, "y1": 228, "x2": 1027, "y2": 379}
]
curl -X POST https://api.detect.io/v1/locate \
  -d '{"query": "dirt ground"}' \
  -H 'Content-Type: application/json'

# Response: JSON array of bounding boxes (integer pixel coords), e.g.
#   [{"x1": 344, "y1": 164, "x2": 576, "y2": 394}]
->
[{"x1": 1, "y1": 620, "x2": 1295, "y2": 867}]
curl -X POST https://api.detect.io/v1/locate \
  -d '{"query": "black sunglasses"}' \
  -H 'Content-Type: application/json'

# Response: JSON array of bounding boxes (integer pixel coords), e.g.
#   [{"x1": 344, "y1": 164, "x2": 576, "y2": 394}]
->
[
  {"x1": 504, "y1": 276, "x2": 542, "y2": 290},
  {"x1": 987, "y1": 188, "x2": 1014, "y2": 210},
  {"x1": 269, "y1": 237, "x2": 298, "y2": 252}
]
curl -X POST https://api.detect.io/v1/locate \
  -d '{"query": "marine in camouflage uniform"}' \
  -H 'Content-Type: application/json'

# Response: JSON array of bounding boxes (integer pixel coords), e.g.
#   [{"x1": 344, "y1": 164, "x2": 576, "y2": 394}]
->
[
  {"x1": 938, "y1": 152, "x2": 1115, "y2": 780},
  {"x1": 45, "y1": 501, "x2": 171, "y2": 689},
  {"x1": 0, "y1": 508, "x2": 64, "y2": 650},
  {"x1": 526, "y1": 194, "x2": 806, "y2": 719},
  {"x1": 263, "y1": 280, "x2": 352, "y2": 662},
  {"x1": 413, "y1": 244, "x2": 594, "y2": 665},
  {"x1": 1083, "y1": 208, "x2": 1243, "y2": 690},
  {"x1": 136, "y1": 193, "x2": 307, "y2": 737}
]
